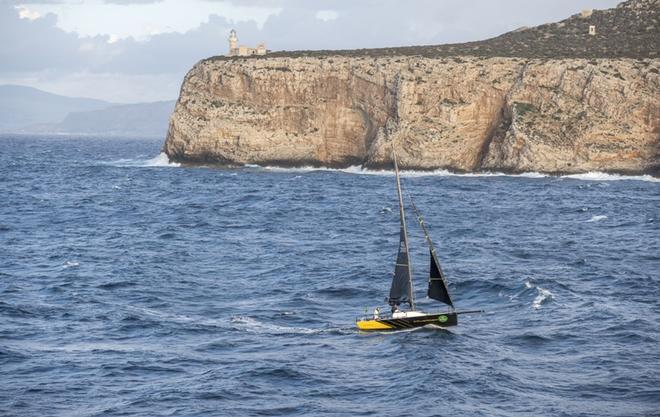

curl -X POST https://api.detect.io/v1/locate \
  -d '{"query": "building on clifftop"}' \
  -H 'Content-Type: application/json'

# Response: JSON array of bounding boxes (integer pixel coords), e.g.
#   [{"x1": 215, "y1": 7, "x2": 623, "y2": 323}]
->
[{"x1": 228, "y1": 30, "x2": 267, "y2": 57}]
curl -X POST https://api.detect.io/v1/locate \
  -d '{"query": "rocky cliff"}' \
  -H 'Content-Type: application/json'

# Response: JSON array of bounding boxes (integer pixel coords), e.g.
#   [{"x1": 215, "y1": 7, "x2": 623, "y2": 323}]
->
[{"x1": 164, "y1": 0, "x2": 659, "y2": 174}]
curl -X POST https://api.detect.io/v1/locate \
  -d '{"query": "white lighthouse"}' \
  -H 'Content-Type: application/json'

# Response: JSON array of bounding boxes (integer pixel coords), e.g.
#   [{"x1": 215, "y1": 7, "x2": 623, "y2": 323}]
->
[
  {"x1": 228, "y1": 29, "x2": 238, "y2": 55},
  {"x1": 227, "y1": 30, "x2": 267, "y2": 57}
]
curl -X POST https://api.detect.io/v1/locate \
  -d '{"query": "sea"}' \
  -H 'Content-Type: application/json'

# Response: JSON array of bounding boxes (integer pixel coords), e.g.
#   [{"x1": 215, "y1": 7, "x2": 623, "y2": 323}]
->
[{"x1": 1, "y1": 135, "x2": 659, "y2": 417}]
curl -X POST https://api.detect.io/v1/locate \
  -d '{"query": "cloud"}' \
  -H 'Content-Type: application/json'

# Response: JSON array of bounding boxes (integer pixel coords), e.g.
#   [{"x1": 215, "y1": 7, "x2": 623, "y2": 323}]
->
[
  {"x1": 2, "y1": 0, "x2": 162, "y2": 3},
  {"x1": 14, "y1": 0, "x2": 282, "y2": 39},
  {"x1": 1, "y1": 0, "x2": 624, "y2": 102},
  {"x1": 15, "y1": 5, "x2": 40, "y2": 19},
  {"x1": 103, "y1": 0, "x2": 164, "y2": 4},
  {"x1": 315, "y1": 10, "x2": 338, "y2": 22},
  {"x1": 0, "y1": 5, "x2": 86, "y2": 72}
]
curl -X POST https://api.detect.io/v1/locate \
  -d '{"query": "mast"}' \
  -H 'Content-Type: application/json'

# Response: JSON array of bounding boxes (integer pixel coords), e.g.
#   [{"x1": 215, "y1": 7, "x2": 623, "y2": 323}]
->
[
  {"x1": 393, "y1": 152, "x2": 416, "y2": 310},
  {"x1": 409, "y1": 195, "x2": 454, "y2": 309}
]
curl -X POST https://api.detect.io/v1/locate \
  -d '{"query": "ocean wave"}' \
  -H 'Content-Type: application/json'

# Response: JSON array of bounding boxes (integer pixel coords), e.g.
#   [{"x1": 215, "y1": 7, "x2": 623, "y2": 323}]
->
[
  {"x1": 96, "y1": 281, "x2": 138, "y2": 290},
  {"x1": 0, "y1": 346, "x2": 29, "y2": 363},
  {"x1": 0, "y1": 301, "x2": 36, "y2": 318},
  {"x1": 246, "y1": 164, "x2": 658, "y2": 182},
  {"x1": 524, "y1": 281, "x2": 555, "y2": 309},
  {"x1": 143, "y1": 153, "x2": 180, "y2": 167},
  {"x1": 255, "y1": 164, "x2": 549, "y2": 178},
  {"x1": 563, "y1": 172, "x2": 660, "y2": 183},
  {"x1": 106, "y1": 152, "x2": 180, "y2": 168},
  {"x1": 586, "y1": 215, "x2": 608, "y2": 223},
  {"x1": 62, "y1": 260, "x2": 80, "y2": 269}
]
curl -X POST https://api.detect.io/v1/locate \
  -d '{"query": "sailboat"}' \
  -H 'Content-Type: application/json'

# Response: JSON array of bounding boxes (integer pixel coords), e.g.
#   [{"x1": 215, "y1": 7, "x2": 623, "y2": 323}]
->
[{"x1": 356, "y1": 152, "x2": 482, "y2": 331}]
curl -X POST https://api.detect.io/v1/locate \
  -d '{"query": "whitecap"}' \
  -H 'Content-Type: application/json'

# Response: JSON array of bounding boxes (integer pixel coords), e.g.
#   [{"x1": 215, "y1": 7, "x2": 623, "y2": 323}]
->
[
  {"x1": 563, "y1": 171, "x2": 659, "y2": 183},
  {"x1": 252, "y1": 164, "x2": 543, "y2": 178},
  {"x1": 522, "y1": 281, "x2": 554, "y2": 309},
  {"x1": 586, "y1": 215, "x2": 608, "y2": 223},
  {"x1": 105, "y1": 152, "x2": 180, "y2": 168},
  {"x1": 142, "y1": 152, "x2": 181, "y2": 167},
  {"x1": 533, "y1": 287, "x2": 554, "y2": 309},
  {"x1": 63, "y1": 261, "x2": 79, "y2": 269},
  {"x1": 243, "y1": 164, "x2": 658, "y2": 182},
  {"x1": 255, "y1": 164, "x2": 338, "y2": 173}
]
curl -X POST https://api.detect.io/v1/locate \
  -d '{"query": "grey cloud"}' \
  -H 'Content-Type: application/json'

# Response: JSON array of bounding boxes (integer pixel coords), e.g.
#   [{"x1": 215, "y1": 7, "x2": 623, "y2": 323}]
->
[
  {"x1": 0, "y1": 0, "x2": 67, "y2": 4},
  {"x1": 0, "y1": 0, "x2": 623, "y2": 75},
  {"x1": 102, "y1": 0, "x2": 164, "y2": 4},
  {"x1": 0, "y1": 0, "x2": 157, "y2": 3},
  {"x1": 240, "y1": 0, "x2": 622, "y2": 50},
  {"x1": 0, "y1": 6, "x2": 83, "y2": 72},
  {"x1": 100, "y1": 15, "x2": 248, "y2": 74},
  {"x1": 0, "y1": 0, "x2": 624, "y2": 100}
]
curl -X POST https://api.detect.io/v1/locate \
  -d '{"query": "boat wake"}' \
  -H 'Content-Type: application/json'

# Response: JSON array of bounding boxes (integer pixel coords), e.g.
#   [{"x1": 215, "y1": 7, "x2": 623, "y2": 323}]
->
[{"x1": 230, "y1": 316, "x2": 348, "y2": 335}]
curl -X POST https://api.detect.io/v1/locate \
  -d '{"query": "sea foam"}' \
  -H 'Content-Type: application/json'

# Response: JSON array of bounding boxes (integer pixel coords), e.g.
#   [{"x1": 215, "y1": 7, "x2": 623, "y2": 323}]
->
[
  {"x1": 524, "y1": 281, "x2": 555, "y2": 309},
  {"x1": 563, "y1": 171, "x2": 659, "y2": 183},
  {"x1": 247, "y1": 164, "x2": 658, "y2": 182},
  {"x1": 586, "y1": 215, "x2": 608, "y2": 223},
  {"x1": 533, "y1": 287, "x2": 554, "y2": 309},
  {"x1": 141, "y1": 153, "x2": 181, "y2": 167},
  {"x1": 106, "y1": 152, "x2": 180, "y2": 168}
]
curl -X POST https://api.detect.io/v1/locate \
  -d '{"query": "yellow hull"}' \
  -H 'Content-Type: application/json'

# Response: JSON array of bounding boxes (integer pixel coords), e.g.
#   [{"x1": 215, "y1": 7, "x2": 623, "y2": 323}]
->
[
  {"x1": 356, "y1": 319, "x2": 395, "y2": 330},
  {"x1": 356, "y1": 312, "x2": 458, "y2": 331}
]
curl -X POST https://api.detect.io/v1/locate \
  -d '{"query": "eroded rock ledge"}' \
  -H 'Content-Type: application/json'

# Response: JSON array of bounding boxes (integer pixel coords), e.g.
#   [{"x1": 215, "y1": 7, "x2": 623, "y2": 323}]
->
[{"x1": 164, "y1": 56, "x2": 659, "y2": 175}]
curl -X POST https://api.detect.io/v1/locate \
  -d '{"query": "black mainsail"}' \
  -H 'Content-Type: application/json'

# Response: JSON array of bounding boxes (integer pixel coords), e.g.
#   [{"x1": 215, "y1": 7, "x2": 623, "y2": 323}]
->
[
  {"x1": 409, "y1": 196, "x2": 454, "y2": 308},
  {"x1": 388, "y1": 153, "x2": 415, "y2": 310}
]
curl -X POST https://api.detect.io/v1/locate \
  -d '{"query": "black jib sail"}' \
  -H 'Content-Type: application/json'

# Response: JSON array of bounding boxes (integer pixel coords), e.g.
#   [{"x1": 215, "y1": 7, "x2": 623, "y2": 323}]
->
[{"x1": 429, "y1": 250, "x2": 453, "y2": 307}]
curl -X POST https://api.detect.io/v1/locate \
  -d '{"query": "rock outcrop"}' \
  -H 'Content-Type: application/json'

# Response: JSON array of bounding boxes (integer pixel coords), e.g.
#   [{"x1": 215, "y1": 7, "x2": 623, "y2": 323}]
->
[{"x1": 164, "y1": 0, "x2": 659, "y2": 175}]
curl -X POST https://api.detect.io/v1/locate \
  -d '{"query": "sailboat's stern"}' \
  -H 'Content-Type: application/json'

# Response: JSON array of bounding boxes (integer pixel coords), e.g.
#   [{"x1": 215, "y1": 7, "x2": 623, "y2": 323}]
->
[{"x1": 356, "y1": 319, "x2": 396, "y2": 331}]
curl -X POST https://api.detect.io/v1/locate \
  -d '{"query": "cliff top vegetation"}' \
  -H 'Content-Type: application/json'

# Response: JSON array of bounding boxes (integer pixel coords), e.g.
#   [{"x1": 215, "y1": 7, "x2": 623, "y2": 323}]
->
[{"x1": 207, "y1": 0, "x2": 658, "y2": 62}]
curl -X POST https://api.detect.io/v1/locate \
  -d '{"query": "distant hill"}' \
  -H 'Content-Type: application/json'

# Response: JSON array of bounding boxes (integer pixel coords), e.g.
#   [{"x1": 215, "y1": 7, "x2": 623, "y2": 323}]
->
[
  {"x1": 35, "y1": 101, "x2": 176, "y2": 137},
  {"x1": 211, "y1": 0, "x2": 659, "y2": 60},
  {"x1": 0, "y1": 85, "x2": 112, "y2": 131},
  {"x1": 0, "y1": 85, "x2": 175, "y2": 137}
]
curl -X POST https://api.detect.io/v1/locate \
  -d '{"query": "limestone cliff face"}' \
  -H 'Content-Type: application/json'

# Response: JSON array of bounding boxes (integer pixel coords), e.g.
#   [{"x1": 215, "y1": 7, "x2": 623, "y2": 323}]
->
[{"x1": 164, "y1": 56, "x2": 658, "y2": 174}]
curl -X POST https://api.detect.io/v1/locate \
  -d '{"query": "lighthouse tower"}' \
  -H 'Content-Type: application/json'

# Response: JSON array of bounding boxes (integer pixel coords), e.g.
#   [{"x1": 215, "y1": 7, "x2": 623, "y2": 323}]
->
[
  {"x1": 227, "y1": 29, "x2": 267, "y2": 56},
  {"x1": 228, "y1": 29, "x2": 238, "y2": 56}
]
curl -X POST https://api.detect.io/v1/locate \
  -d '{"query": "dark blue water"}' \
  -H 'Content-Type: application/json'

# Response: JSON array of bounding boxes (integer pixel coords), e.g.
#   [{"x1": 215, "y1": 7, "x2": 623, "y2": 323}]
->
[{"x1": 1, "y1": 135, "x2": 659, "y2": 417}]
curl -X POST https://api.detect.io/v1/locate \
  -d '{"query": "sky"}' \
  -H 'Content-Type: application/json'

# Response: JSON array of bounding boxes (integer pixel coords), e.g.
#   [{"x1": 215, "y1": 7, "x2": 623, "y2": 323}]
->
[{"x1": 0, "y1": 0, "x2": 622, "y2": 103}]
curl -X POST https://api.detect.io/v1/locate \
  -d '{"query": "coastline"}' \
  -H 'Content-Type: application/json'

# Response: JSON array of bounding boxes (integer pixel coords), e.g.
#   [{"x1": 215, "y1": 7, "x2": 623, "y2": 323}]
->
[{"x1": 165, "y1": 155, "x2": 660, "y2": 181}]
